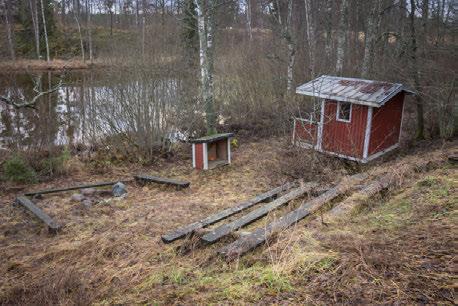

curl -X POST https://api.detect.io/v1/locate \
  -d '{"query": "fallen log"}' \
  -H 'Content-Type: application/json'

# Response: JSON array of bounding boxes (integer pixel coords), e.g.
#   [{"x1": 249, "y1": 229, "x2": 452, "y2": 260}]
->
[
  {"x1": 161, "y1": 181, "x2": 298, "y2": 243},
  {"x1": 24, "y1": 180, "x2": 132, "y2": 197},
  {"x1": 134, "y1": 174, "x2": 190, "y2": 190},
  {"x1": 218, "y1": 173, "x2": 368, "y2": 260},
  {"x1": 15, "y1": 196, "x2": 61, "y2": 233},
  {"x1": 201, "y1": 182, "x2": 318, "y2": 244}
]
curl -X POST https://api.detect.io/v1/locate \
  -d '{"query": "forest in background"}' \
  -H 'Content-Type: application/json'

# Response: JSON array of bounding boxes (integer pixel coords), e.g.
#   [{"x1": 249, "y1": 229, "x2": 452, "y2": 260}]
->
[{"x1": 0, "y1": 0, "x2": 456, "y2": 152}]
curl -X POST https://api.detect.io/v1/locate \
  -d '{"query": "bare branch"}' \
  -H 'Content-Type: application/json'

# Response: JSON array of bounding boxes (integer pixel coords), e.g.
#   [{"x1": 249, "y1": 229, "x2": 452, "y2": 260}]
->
[{"x1": 0, "y1": 79, "x2": 63, "y2": 109}]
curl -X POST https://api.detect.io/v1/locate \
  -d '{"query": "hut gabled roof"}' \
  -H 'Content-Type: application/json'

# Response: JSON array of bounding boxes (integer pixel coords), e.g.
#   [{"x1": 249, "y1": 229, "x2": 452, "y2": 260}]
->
[{"x1": 296, "y1": 75, "x2": 414, "y2": 107}]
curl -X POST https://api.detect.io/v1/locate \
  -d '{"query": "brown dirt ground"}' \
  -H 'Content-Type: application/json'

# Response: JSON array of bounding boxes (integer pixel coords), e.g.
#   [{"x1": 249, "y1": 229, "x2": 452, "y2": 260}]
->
[{"x1": 0, "y1": 137, "x2": 456, "y2": 305}]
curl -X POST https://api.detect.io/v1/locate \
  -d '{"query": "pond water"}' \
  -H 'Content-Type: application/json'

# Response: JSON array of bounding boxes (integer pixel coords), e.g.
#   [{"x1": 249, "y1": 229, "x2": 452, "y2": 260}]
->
[{"x1": 0, "y1": 69, "x2": 196, "y2": 154}]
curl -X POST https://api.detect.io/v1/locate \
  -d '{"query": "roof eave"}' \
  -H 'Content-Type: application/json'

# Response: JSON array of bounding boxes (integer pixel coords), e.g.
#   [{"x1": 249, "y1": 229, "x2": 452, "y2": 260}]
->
[{"x1": 295, "y1": 90, "x2": 382, "y2": 108}]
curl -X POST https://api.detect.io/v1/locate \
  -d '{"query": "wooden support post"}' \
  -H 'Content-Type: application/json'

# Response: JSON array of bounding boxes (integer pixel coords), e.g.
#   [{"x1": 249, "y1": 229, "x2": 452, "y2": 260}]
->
[
  {"x1": 15, "y1": 196, "x2": 61, "y2": 233},
  {"x1": 161, "y1": 181, "x2": 298, "y2": 243},
  {"x1": 201, "y1": 182, "x2": 318, "y2": 244},
  {"x1": 218, "y1": 173, "x2": 368, "y2": 260}
]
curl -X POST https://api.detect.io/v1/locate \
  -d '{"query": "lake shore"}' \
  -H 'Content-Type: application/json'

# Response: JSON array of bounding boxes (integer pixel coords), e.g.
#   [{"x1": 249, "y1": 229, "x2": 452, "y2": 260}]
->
[{"x1": 0, "y1": 59, "x2": 104, "y2": 72}]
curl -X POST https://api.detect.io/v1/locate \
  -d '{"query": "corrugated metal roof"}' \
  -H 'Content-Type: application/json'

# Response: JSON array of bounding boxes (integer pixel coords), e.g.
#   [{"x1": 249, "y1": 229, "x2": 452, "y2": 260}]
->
[{"x1": 296, "y1": 75, "x2": 413, "y2": 107}]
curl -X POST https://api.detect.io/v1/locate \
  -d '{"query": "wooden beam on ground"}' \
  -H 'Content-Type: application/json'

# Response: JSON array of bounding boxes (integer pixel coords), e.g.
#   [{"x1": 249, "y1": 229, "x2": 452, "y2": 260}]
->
[
  {"x1": 134, "y1": 174, "x2": 190, "y2": 190},
  {"x1": 218, "y1": 173, "x2": 368, "y2": 260},
  {"x1": 24, "y1": 180, "x2": 132, "y2": 197},
  {"x1": 201, "y1": 182, "x2": 318, "y2": 244},
  {"x1": 161, "y1": 181, "x2": 298, "y2": 243},
  {"x1": 15, "y1": 196, "x2": 61, "y2": 233},
  {"x1": 327, "y1": 173, "x2": 393, "y2": 218}
]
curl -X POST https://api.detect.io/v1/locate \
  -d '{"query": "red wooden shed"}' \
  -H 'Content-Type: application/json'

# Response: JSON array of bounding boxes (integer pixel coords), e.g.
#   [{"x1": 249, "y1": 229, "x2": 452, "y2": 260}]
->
[{"x1": 293, "y1": 75, "x2": 413, "y2": 163}]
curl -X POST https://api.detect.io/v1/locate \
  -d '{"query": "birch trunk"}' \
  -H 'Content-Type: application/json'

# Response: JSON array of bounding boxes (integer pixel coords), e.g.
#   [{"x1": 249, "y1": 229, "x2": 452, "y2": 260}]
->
[
  {"x1": 87, "y1": 1, "x2": 93, "y2": 62},
  {"x1": 195, "y1": 0, "x2": 217, "y2": 134},
  {"x1": 324, "y1": 0, "x2": 332, "y2": 60},
  {"x1": 246, "y1": 0, "x2": 253, "y2": 40},
  {"x1": 304, "y1": 0, "x2": 315, "y2": 78},
  {"x1": 40, "y1": 0, "x2": 51, "y2": 62},
  {"x1": 4, "y1": 0, "x2": 15, "y2": 61},
  {"x1": 29, "y1": 0, "x2": 41, "y2": 59},
  {"x1": 285, "y1": 0, "x2": 295, "y2": 95},
  {"x1": 73, "y1": 1, "x2": 85, "y2": 62},
  {"x1": 335, "y1": 0, "x2": 349, "y2": 75},
  {"x1": 409, "y1": 0, "x2": 424, "y2": 139},
  {"x1": 361, "y1": 0, "x2": 382, "y2": 78}
]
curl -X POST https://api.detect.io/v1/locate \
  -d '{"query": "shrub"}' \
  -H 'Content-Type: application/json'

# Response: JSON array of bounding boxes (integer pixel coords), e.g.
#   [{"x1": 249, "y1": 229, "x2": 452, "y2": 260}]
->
[
  {"x1": 40, "y1": 148, "x2": 71, "y2": 177},
  {"x1": 2, "y1": 155, "x2": 38, "y2": 183}
]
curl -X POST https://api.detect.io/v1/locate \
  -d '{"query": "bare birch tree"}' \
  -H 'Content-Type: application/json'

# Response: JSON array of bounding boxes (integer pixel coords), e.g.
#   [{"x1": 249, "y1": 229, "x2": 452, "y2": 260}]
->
[
  {"x1": 73, "y1": 0, "x2": 85, "y2": 62},
  {"x1": 40, "y1": 0, "x2": 51, "y2": 62},
  {"x1": 195, "y1": 0, "x2": 217, "y2": 134},
  {"x1": 361, "y1": 0, "x2": 383, "y2": 78},
  {"x1": 408, "y1": 0, "x2": 424, "y2": 139},
  {"x1": 246, "y1": 0, "x2": 253, "y2": 40},
  {"x1": 335, "y1": 0, "x2": 349, "y2": 75},
  {"x1": 2, "y1": 0, "x2": 16, "y2": 61},
  {"x1": 29, "y1": 0, "x2": 41, "y2": 59},
  {"x1": 304, "y1": 0, "x2": 315, "y2": 78}
]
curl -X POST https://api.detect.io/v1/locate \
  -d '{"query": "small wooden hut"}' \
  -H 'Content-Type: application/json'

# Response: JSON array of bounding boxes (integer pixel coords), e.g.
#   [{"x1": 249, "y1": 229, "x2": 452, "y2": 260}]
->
[{"x1": 293, "y1": 75, "x2": 413, "y2": 163}]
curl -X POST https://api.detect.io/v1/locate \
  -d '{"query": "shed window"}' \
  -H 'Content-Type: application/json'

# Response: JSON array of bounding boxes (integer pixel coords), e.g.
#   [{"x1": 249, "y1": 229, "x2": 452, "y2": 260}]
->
[{"x1": 337, "y1": 102, "x2": 352, "y2": 122}]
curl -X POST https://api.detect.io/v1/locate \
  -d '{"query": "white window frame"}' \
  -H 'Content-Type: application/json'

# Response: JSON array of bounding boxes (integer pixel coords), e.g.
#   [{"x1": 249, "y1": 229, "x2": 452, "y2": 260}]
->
[{"x1": 336, "y1": 101, "x2": 352, "y2": 123}]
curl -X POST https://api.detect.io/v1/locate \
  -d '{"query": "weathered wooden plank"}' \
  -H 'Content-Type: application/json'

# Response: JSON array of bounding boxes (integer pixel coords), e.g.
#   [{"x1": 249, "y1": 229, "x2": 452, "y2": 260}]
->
[
  {"x1": 24, "y1": 180, "x2": 132, "y2": 197},
  {"x1": 218, "y1": 173, "x2": 368, "y2": 260},
  {"x1": 201, "y1": 182, "x2": 318, "y2": 244},
  {"x1": 328, "y1": 173, "x2": 393, "y2": 217},
  {"x1": 134, "y1": 174, "x2": 190, "y2": 189},
  {"x1": 161, "y1": 181, "x2": 298, "y2": 243},
  {"x1": 15, "y1": 196, "x2": 61, "y2": 233}
]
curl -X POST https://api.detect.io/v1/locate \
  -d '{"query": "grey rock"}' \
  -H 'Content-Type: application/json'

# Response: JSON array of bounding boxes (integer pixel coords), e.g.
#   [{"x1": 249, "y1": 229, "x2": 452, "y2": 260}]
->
[
  {"x1": 112, "y1": 182, "x2": 127, "y2": 197},
  {"x1": 80, "y1": 188, "x2": 96, "y2": 196},
  {"x1": 71, "y1": 193, "x2": 85, "y2": 202},
  {"x1": 82, "y1": 199, "x2": 93, "y2": 208}
]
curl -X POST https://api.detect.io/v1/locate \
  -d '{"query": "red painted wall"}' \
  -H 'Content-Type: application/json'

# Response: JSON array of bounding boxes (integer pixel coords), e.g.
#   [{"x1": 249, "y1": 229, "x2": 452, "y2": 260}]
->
[
  {"x1": 294, "y1": 120, "x2": 317, "y2": 145},
  {"x1": 322, "y1": 100, "x2": 367, "y2": 159},
  {"x1": 195, "y1": 143, "x2": 204, "y2": 170},
  {"x1": 369, "y1": 92, "x2": 404, "y2": 155}
]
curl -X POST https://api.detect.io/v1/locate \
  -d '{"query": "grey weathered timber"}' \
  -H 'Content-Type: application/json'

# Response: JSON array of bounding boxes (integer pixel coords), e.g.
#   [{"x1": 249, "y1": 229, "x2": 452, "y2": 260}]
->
[
  {"x1": 328, "y1": 173, "x2": 393, "y2": 217},
  {"x1": 189, "y1": 133, "x2": 234, "y2": 143},
  {"x1": 24, "y1": 180, "x2": 132, "y2": 197},
  {"x1": 15, "y1": 196, "x2": 61, "y2": 233},
  {"x1": 218, "y1": 173, "x2": 368, "y2": 260},
  {"x1": 201, "y1": 182, "x2": 318, "y2": 244},
  {"x1": 134, "y1": 175, "x2": 190, "y2": 189},
  {"x1": 161, "y1": 181, "x2": 298, "y2": 243}
]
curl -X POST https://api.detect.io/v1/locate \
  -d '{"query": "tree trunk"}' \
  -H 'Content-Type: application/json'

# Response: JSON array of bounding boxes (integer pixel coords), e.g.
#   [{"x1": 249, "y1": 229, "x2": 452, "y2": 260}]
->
[
  {"x1": 87, "y1": 0, "x2": 93, "y2": 62},
  {"x1": 409, "y1": 0, "x2": 424, "y2": 139},
  {"x1": 195, "y1": 0, "x2": 217, "y2": 135},
  {"x1": 304, "y1": 0, "x2": 315, "y2": 78},
  {"x1": 61, "y1": 0, "x2": 65, "y2": 25},
  {"x1": 40, "y1": 0, "x2": 51, "y2": 62},
  {"x1": 285, "y1": 0, "x2": 295, "y2": 95},
  {"x1": 246, "y1": 0, "x2": 253, "y2": 40},
  {"x1": 4, "y1": 0, "x2": 16, "y2": 61},
  {"x1": 361, "y1": 0, "x2": 382, "y2": 78},
  {"x1": 335, "y1": 0, "x2": 348, "y2": 75},
  {"x1": 29, "y1": 0, "x2": 41, "y2": 59},
  {"x1": 324, "y1": 0, "x2": 332, "y2": 60},
  {"x1": 73, "y1": 0, "x2": 85, "y2": 62}
]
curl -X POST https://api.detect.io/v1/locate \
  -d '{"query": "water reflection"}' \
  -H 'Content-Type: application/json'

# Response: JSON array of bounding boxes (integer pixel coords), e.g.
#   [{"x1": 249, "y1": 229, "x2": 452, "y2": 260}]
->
[{"x1": 0, "y1": 70, "x2": 190, "y2": 155}]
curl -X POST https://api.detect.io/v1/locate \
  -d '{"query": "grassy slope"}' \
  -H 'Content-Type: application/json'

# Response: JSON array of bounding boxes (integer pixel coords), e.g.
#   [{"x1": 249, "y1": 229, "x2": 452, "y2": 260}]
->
[
  {"x1": 113, "y1": 165, "x2": 456, "y2": 305},
  {"x1": 0, "y1": 138, "x2": 456, "y2": 305}
]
